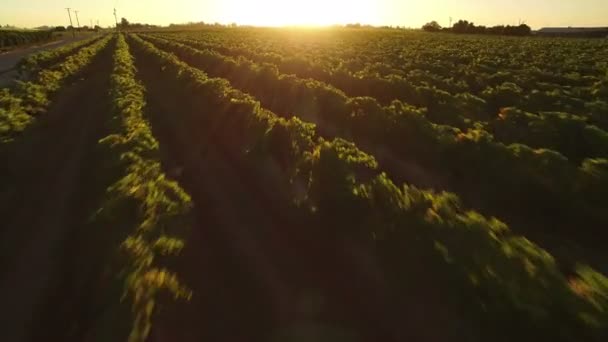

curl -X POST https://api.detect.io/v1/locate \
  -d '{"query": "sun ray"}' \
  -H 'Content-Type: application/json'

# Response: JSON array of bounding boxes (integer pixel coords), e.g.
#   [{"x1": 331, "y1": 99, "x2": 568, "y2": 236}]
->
[{"x1": 216, "y1": 0, "x2": 379, "y2": 27}]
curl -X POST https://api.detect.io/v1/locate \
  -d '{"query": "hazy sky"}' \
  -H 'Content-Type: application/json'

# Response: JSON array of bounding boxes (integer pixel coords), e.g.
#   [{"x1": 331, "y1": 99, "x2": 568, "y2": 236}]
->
[{"x1": 1, "y1": 0, "x2": 606, "y2": 29}]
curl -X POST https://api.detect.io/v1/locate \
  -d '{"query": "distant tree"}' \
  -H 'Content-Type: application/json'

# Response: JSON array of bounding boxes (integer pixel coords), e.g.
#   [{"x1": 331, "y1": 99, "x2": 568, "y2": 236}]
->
[
  {"x1": 54, "y1": 26, "x2": 66, "y2": 32},
  {"x1": 120, "y1": 17, "x2": 130, "y2": 28},
  {"x1": 449, "y1": 19, "x2": 531, "y2": 36},
  {"x1": 452, "y1": 20, "x2": 473, "y2": 33},
  {"x1": 506, "y1": 24, "x2": 532, "y2": 36},
  {"x1": 422, "y1": 21, "x2": 442, "y2": 32}
]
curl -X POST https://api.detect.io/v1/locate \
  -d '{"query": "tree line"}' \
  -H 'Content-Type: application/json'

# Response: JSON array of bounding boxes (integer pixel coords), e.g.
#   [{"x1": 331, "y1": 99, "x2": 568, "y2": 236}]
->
[
  {"x1": 117, "y1": 18, "x2": 161, "y2": 31},
  {"x1": 423, "y1": 19, "x2": 531, "y2": 36}
]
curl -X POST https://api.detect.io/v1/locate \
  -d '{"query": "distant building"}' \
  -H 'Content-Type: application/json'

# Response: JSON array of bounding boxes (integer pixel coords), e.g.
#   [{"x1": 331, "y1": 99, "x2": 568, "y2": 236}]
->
[{"x1": 537, "y1": 27, "x2": 608, "y2": 38}]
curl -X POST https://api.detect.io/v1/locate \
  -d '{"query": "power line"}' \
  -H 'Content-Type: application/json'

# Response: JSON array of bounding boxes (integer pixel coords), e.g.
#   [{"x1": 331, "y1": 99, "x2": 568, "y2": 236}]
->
[
  {"x1": 74, "y1": 10, "x2": 81, "y2": 31},
  {"x1": 113, "y1": 8, "x2": 119, "y2": 31},
  {"x1": 65, "y1": 8, "x2": 75, "y2": 38}
]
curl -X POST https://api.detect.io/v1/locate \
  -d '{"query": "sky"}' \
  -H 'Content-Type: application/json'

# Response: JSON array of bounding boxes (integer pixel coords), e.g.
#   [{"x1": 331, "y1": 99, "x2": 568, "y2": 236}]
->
[{"x1": 0, "y1": 0, "x2": 606, "y2": 29}]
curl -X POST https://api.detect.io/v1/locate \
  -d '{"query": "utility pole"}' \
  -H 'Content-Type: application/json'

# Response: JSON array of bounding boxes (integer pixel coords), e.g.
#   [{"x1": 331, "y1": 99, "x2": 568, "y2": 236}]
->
[
  {"x1": 449, "y1": 17, "x2": 453, "y2": 28},
  {"x1": 113, "y1": 8, "x2": 119, "y2": 31},
  {"x1": 74, "y1": 10, "x2": 81, "y2": 32},
  {"x1": 65, "y1": 8, "x2": 75, "y2": 38}
]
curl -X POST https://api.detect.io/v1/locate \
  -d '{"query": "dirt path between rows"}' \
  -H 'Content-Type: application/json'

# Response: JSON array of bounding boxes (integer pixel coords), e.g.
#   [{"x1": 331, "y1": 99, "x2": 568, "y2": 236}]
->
[{"x1": 0, "y1": 39, "x2": 115, "y2": 342}]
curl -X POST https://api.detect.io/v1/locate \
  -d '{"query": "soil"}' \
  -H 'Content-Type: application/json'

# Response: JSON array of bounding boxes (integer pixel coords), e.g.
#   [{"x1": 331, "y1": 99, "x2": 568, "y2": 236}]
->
[{"x1": 0, "y1": 39, "x2": 117, "y2": 342}]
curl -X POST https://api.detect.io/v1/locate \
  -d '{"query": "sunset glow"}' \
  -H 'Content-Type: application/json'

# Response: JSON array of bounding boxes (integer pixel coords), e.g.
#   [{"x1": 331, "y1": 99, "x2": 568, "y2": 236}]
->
[
  {"x1": 1, "y1": 0, "x2": 607, "y2": 29},
  {"x1": 215, "y1": 0, "x2": 380, "y2": 27}
]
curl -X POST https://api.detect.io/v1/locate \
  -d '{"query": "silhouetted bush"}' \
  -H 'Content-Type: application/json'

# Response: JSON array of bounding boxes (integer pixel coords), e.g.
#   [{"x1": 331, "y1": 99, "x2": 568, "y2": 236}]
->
[
  {"x1": 426, "y1": 19, "x2": 531, "y2": 36},
  {"x1": 422, "y1": 21, "x2": 442, "y2": 32}
]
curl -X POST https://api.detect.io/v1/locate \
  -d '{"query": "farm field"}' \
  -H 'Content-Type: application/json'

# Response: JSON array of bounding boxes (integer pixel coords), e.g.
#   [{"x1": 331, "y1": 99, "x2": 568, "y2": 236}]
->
[
  {"x1": 0, "y1": 28, "x2": 607, "y2": 342},
  {"x1": 0, "y1": 29, "x2": 54, "y2": 51}
]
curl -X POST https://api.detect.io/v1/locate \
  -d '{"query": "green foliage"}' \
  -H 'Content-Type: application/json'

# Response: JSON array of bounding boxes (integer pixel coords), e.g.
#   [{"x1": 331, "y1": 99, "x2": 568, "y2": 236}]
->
[
  {"x1": 0, "y1": 34, "x2": 113, "y2": 142},
  {"x1": 16, "y1": 35, "x2": 102, "y2": 76},
  {"x1": 139, "y1": 32, "x2": 608, "y2": 237},
  {"x1": 0, "y1": 89, "x2": 32, "y2": 142},
  {"x1": 305, "y1": 139, "x2": 379, "y2": 232},
  {"x1": 577, "y1": 158, "x2": 608, "y2": 205},
  {"x1": 0, "y1": 29, "x2": 52, "y2": 49},
  {"x1": 95, "y1": 34, "x2": 192, "y2": 342},
  {"x1": 130, "y1": 30, "x2": 608, "y2": 340},
  {"x1": 491, "y1": 108, "x2": 608, "y2": 162},
  {"x1": 573, "y1": 265, "x2": 608, "y2": 321},
  {"x1": 355, "y1": 175, "x2": 608, "y2": 340}
]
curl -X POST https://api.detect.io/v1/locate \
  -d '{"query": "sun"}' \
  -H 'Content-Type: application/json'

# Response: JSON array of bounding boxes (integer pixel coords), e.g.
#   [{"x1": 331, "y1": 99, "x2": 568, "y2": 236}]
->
[{"x1": 219, "y1": 0, "x2": 379, "y2": 27}]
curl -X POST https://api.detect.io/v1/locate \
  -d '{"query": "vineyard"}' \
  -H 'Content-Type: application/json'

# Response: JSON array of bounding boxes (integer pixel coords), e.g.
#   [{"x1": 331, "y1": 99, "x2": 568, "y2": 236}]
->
[
  {"x1": 0, "y1": 28, "x2": 607, "y2": 342},
  {"x1": 0, "y1": 29, "x2": 54, "y2": 51}
]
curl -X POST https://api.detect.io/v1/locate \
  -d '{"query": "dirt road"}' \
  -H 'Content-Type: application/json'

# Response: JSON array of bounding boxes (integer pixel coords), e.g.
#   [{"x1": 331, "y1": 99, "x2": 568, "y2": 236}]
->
[{"x1": 0, "y1": 33, "x2": 95, "y2": 87}]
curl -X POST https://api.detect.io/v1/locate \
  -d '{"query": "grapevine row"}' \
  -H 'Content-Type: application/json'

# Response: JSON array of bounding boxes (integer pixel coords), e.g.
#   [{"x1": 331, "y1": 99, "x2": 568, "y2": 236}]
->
[
  {"x1": 129, "y1": 33, "x2": 608, "y2": 341},
  {"x1": 158, "y1": 31, "x2": 608, "y2": 132},
  {"x1": 139, "y1": 34, "x2": 608, "y2": 245},
  {"x1": 163, "y1": 30, "x2": 607, "y2": 95},
  {"x1": 16, "y1": 34, "x2": 103, "y2": 76},
  {"x1": 0, "y1": 30, "x2": 53, "y2": 50},
  {"x1": 94, "y1": 33, "x2": 192, "y2": 342},
  {"x1": 151, "y1": 33, "x2": 608, "y2": 165},
  {"x1": 0, "y1": 34, "x2": 113, "y2": 143}
]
